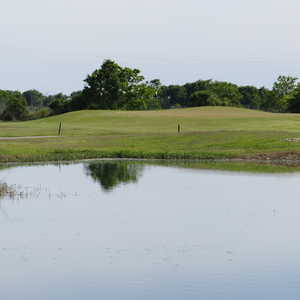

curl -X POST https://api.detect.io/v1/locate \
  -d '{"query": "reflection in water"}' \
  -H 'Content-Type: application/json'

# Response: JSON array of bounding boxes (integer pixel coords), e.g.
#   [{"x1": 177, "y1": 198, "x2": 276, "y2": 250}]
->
[
  {"x1": 85, "y1": 161, "x2": 145, "y2": 191},
  {"x1": 0, "y1": 182, "x2": 18, "y2": 199},
  {"x1": 1, "y1": 162, "x2": 300, "y2": 299}
]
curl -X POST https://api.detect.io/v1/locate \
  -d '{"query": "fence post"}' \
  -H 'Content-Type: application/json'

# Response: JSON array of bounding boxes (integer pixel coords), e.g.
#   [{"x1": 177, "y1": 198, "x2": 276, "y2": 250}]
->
[{"x1": 58, "y1": 121, "x2": 62, "y2": 136}]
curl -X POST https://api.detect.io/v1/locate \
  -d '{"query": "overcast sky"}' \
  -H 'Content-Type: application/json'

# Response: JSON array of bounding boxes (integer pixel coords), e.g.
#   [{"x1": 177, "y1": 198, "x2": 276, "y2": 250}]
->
[{"x1": 1, "y1": 0, "x2": 300, "y2": 94}]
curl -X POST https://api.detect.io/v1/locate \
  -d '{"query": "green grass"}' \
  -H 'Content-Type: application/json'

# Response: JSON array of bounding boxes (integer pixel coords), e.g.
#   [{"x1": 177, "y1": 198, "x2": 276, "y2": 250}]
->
[
  {"x1": 155, "y1": 160, "x2": 300, "y2": 173},
  {"x1": 1, "y1": 106, "x2": 300, "y2": 162}
]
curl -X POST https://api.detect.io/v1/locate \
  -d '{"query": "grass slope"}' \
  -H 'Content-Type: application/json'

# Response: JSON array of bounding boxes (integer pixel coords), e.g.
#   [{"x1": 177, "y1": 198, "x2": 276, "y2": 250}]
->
[{"x1": 1, "y1": 106, "x2": 300, "y2": 162}]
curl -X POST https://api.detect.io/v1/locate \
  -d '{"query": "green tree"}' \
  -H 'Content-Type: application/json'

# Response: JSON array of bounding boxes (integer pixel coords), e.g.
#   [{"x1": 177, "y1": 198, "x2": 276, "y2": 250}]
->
[
  {"x1": 286, "y1": 84, "x2": 300, "y2": 113},
  {"x1": 149, "y1": 79, "x2": 162, "y2": 91},
  {"x1": 83, "y1": 59, "x2": 156, "y2": 110},
  {"x1": 273, "y1": 75, "x2": 298, "y2": 98}
]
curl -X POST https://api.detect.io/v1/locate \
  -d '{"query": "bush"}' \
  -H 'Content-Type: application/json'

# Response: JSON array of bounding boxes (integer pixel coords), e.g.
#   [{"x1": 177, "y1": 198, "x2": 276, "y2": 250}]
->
[
  {"x1": 1, "y1": 98, "x2": 28, "y2": 121},
  {"x1": 28, "y1": 108, "x2": 51, "y2": 120},
  {"x1": 49, "y1": 98, "x2": 70, "y2": 115},
  {"x1": 189, "y1": 90, "x2": 221, "y2": 107}
]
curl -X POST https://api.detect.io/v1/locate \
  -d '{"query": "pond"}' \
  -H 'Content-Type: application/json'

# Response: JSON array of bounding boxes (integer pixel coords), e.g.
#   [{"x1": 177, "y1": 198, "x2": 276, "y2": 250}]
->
[{"x1": 0, "y1": 160, "x2": 300, "y2": 299}]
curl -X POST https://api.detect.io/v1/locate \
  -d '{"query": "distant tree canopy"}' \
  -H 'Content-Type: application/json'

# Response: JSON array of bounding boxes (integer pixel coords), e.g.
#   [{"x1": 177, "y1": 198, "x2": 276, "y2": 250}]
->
[
  {"x1": 0, "y1": 90, "x2": 68, "y2": 120},
  {"x1": 160, "y1": 80, "x2": 242, "y2": 108},
  {"x1": 159, "y1": 75, "x2": 299, "y2": 113},
  {"x1": 0, "y1": 60, "x2": 300, "y2": 121}
]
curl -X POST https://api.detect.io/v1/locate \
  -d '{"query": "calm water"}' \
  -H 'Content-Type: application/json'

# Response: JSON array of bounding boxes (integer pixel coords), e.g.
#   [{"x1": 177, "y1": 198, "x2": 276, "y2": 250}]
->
[{"x1": 0, "y1": 161, "x2": 300, "y2": 299}]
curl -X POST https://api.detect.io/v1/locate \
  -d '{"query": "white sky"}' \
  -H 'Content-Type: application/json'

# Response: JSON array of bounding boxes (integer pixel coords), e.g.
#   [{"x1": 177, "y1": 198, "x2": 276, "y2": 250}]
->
[{"x1": 1, "y1": 0, "x2": 300, "y2": 94}]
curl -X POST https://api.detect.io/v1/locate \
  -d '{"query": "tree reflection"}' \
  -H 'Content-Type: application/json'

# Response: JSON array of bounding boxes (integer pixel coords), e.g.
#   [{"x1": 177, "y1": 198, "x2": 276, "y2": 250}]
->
[{"x1": 85, "y1": 161, "x2": 145, "y2": 191}]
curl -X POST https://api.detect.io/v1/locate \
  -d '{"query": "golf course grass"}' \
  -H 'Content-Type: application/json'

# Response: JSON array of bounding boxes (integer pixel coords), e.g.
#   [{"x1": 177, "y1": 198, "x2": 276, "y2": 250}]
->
[{"x1": 1, "y1": 106, "x2": 300, "y2": 163}]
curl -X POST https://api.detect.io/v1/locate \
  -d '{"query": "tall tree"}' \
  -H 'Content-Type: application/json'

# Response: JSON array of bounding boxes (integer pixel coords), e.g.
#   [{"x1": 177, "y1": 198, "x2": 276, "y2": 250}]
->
[{"x1": 83, "y1": 59, "x2": 157, "y2": 110}]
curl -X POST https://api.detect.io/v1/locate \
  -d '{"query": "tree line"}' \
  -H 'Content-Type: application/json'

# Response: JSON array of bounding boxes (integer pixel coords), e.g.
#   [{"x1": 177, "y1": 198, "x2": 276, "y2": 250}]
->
[{"x1": 1, "y1": 59, "x2": 300, "y2": 121}]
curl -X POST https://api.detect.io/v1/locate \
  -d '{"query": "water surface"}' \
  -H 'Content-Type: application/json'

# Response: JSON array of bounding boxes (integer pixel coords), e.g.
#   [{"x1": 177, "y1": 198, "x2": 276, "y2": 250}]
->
[{"x1": 0, "y1": 161, "x2": 300, "y2": 299}]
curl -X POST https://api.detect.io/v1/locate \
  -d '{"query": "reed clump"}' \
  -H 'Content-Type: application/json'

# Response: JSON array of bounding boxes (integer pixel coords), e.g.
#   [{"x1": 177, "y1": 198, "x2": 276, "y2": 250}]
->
[{"x1": 0, "y1": 182, "x2": 17, "y2": 199}]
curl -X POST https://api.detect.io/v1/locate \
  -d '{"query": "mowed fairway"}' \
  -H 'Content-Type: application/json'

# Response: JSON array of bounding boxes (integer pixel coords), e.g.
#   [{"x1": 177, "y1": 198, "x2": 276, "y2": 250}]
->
[{"x1": 1, "y1": 106, "x2": 300, "y2": 162}]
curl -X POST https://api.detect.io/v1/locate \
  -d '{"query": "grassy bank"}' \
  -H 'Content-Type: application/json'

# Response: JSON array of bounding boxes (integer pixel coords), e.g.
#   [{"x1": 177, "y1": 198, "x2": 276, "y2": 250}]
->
[{"x1": 1, "y1": 106, "x2": 300, "y2": 162}]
